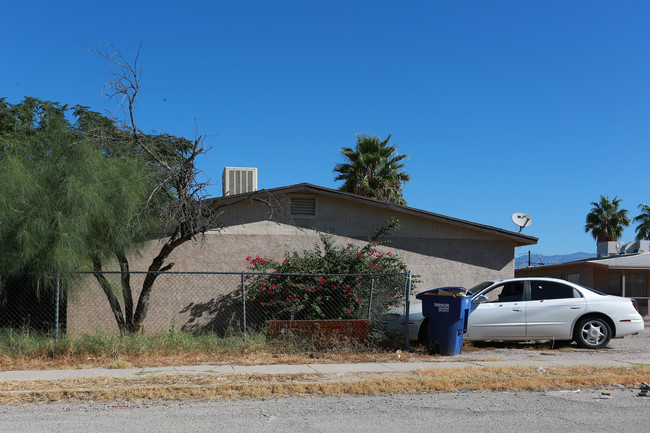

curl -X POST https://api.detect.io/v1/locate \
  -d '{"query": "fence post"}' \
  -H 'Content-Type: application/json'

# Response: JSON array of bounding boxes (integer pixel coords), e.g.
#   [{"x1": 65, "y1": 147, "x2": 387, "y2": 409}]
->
[
  {"x1": 367, "y1": 278, "x2": 375, "y2": 319},
  {"x1": 55, "y1": 273, "x2": 60, "y2": 349},
  {"x1": 241, "y1": 272, "x2": 247, "y2": 347},
  {"x1": 404, "y1": 271, "x2": 411, "y2": 351}
]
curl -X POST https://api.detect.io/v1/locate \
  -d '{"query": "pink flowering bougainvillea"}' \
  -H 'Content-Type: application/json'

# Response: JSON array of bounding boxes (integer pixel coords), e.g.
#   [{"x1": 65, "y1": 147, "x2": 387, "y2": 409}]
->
[{"x1": 245, "y1": 218, "x2": 415, "y2": 321}]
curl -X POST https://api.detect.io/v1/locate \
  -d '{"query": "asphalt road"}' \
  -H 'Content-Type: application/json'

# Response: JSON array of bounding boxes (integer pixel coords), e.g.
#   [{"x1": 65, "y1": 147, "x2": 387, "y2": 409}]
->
[{"x1": 1, "y1": 388, "x2": 649, "y2": 433}]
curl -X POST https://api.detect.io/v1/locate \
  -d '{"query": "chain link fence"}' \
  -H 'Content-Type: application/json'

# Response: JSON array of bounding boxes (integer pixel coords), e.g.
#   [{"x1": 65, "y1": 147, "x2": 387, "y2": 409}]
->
[{"x1": 0, "y1": 271, "x2": 412, "y2": 349}]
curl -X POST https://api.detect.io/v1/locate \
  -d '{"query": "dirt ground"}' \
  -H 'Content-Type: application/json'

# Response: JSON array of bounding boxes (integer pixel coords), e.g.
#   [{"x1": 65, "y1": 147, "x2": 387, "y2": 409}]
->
[{"x1": 453, "y1": 322, "x2": 649, "y2": 363}]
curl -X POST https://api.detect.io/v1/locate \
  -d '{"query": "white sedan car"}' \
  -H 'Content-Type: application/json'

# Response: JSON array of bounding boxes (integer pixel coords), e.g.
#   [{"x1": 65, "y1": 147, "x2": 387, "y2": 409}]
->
[{"x1": 380, "y1": 277, "x2": 645, "y2": 349}]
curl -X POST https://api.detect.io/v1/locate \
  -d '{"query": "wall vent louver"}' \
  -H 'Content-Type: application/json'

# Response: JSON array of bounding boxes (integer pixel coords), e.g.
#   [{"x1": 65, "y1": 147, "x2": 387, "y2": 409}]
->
[{"x1": 290, "y1": 197, "x2": 316, "y2": 216}]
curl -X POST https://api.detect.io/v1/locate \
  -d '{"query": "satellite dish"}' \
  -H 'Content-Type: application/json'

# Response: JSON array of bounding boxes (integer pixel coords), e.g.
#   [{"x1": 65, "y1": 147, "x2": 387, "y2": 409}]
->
[{"x1": 512, "y1": 213, "x2": 532, "y2": 233}]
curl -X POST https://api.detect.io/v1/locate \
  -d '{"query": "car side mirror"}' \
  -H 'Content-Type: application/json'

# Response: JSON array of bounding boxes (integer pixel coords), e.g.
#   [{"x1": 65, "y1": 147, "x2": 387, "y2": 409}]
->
[{"x1": 473, "y1": 295, "x2": 488, "y2": 304}]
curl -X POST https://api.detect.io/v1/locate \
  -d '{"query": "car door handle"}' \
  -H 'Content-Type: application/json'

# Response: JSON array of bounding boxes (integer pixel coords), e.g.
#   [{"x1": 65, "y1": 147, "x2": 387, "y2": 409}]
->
[
  {"x1": 569, "y1": 306, "x2": 582, "y2": 310},
  {"x1": 512, "y1": 308, "x2": 522, "y2": 312}
]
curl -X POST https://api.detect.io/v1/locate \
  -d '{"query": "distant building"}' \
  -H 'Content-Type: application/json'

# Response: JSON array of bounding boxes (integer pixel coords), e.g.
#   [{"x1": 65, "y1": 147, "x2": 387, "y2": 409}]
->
[{"x1": 516, "y1": 244, "x2": 650, "y2": 316}]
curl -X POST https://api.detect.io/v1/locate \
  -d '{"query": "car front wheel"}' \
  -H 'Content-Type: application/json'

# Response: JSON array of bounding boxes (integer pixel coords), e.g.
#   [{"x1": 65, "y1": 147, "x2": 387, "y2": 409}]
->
[{"x1": 573, "y1": 317, "x2": 612, "y2": 349}]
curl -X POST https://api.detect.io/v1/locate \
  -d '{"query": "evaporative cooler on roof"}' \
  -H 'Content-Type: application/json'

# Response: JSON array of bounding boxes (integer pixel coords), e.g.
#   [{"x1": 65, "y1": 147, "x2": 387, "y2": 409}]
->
[{"x1": 222, "y1": 167, "x2": 258, "y2": 196}]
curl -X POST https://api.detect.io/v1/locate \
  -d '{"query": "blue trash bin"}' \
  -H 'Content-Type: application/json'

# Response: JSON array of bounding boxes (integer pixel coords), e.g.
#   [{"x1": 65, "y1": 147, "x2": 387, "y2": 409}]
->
[{"x1": 415, "y1": 287, "x2": 473, "y2": 356}]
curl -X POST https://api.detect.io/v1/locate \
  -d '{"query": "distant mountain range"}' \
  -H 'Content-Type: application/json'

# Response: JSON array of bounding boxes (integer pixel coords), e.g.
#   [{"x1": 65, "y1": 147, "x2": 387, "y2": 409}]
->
[{"x1": 515, "y1": 252, "x2": 595, "y2": 269}]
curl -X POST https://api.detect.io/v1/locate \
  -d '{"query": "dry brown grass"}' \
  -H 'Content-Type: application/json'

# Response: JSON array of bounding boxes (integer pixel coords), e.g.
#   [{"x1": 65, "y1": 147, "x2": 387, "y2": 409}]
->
[
  {"x1": 0, "y1": 329, "x2": 594, "y2": 372},
  {"x1": 0, "y1": 349, "x2": 417, "y2": 372},
  {"x1": 0, "y1": 335, "x2": 446, "y2": 371},
  {"x1": 1, "y1": 365, "x2": 648, "y2": 405},
  {"x1": 2, "y1": 331, "x2": 646, "y2": 405}
]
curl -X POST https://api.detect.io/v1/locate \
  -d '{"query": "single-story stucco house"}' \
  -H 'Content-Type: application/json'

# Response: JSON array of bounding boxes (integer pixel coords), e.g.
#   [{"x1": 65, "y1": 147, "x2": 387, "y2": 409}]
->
[{"x1": 66, "y1": 177, "x2": 537, "y2": 334}]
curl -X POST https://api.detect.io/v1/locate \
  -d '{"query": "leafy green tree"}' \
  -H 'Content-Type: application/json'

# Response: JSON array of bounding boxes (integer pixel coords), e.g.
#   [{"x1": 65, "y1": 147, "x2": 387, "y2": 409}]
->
[
  {"x1": 0, "y1": 98, "x2": 151, "y2": 279},
  {"x1": 0, "y1": 98, "x2": 157, "y2": 332},
  {"x1": 584, "y1": 195, "x2": 630, "y2": 243},
  {"x1": 334, "y1": 134, "x2": 410, "y2": 205},
  {"x1": 633, "y1": 203, "x2": 650, "y2": 241},
  {"x1": 0, "y1": 60, "x2": 218, "y2": 333}
]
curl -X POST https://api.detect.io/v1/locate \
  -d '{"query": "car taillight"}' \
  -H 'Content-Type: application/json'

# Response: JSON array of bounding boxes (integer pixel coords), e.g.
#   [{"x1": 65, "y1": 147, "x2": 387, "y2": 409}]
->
[{"x1": 631, "y1": 298, "x2": 639, "y2": 313}]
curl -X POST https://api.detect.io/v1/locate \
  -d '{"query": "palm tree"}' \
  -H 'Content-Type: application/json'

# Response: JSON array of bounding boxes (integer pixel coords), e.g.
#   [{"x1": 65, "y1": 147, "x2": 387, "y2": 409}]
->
[
  {"x1": 633, "y1": 203, "x2": 650, "y2": 240},
  {"x1": 584, "y1": 195, "x2": 630, "y2": 243},
  {"x1": 334, "y1": 134, "x2": 411, "y2": 205}
]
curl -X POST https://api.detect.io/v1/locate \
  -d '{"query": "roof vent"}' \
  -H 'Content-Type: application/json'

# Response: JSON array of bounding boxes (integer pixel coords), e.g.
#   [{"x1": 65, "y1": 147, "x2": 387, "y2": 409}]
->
[
  {"x1": 290, "y1": 197, "x2": 316, "y2": 216},
  {"x1": 597, "y1": 241, "x2": 621, "y2": 257},
  {"x1": 222, "y1": 167, "x2": 257, "y2": 196},
  {"x1": 623, "y1": 240, "x2": 650, "y2": 254},
  {"x1": 598, "y1": 240, "x2": 650, "y2": 256}
]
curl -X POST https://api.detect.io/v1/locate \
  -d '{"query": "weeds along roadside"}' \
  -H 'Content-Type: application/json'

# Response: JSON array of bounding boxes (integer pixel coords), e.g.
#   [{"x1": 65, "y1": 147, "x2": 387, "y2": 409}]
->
[
  {"x1": 2, "y1": 328, "x2": 650, "y2": 404},
  {"x1": 0, "y1": 328, "x2": 405, "y2": 370}
]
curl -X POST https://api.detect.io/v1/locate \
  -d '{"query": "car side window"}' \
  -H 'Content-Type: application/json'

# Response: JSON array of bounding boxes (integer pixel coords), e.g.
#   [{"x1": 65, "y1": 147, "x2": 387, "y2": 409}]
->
[
  {"x1": 483, "y1": 282, "x2": 524, "y2": 303},
  {"x1": 530, "y1": 281, "x2": 577, "y2": 300}
]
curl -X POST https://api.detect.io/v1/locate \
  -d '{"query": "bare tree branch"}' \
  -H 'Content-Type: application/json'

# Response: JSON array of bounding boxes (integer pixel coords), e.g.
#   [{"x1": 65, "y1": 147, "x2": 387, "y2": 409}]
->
[{"x1": 87, "y1": 43, "x2": 222, "y2": 332}]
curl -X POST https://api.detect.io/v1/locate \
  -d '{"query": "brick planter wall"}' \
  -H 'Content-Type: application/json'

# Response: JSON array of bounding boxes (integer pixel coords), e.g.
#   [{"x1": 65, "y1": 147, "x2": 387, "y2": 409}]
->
[{"x1": 265, "y1": 319, "x2": 370, "y2": 342}]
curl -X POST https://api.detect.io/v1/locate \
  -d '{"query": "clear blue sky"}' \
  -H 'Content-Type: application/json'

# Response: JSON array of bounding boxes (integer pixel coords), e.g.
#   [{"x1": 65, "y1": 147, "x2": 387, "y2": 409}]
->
[{"x1": 3, "y1": 1, "x2": 649, "y2": 256}]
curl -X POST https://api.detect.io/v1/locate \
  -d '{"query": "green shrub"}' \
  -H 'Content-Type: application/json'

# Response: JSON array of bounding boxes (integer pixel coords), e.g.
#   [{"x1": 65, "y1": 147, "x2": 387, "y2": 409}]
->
[{"x1": 245, "y1": 218, "x2": 413, "y2": 321}]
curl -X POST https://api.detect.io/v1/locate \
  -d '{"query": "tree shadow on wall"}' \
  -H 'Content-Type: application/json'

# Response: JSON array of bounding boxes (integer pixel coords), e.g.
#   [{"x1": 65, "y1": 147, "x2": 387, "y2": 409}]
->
[{"x1": 179, "y1": 290, "x2": 249, "y2": 336}]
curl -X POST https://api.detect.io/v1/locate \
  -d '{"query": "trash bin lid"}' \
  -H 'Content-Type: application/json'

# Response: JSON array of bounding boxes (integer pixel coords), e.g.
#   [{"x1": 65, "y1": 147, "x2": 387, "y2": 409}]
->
[{"x1": 416, "y1": 287, "x2": 471, "y2": 299}]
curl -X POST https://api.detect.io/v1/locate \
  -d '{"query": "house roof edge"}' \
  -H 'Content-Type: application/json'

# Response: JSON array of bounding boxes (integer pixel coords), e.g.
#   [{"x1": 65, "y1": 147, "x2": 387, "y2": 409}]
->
[{"x1": 207, "y1": 182, "x2": 538, "y2": 245}]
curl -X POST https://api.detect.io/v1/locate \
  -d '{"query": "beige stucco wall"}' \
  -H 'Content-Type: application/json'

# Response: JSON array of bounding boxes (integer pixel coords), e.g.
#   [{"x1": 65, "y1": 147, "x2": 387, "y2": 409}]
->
[
  {"x1": 66, "y1": 191, "x2": 521, "y2": 334},
  {"x1": 214, "y1": 192, "x2": 516, "y2": 288}
]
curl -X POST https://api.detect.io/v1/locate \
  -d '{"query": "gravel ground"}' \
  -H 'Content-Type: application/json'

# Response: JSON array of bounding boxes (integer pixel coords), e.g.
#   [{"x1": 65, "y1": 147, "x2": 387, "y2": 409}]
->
[{"x1": 450, "y1": 322, "x2": 650, "y2": 363}]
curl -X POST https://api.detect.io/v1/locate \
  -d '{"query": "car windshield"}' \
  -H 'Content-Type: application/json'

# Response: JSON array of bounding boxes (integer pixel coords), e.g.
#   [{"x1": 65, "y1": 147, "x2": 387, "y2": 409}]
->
[{"x1": 468, "y1": 281, "x2": 495, "y2": 296}]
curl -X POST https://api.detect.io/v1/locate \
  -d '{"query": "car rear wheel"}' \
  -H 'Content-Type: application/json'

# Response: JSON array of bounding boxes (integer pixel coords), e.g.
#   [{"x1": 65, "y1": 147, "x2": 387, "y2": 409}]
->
[{"x1": 573, "y1": 317, "x2": 612, "y2": 349}]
